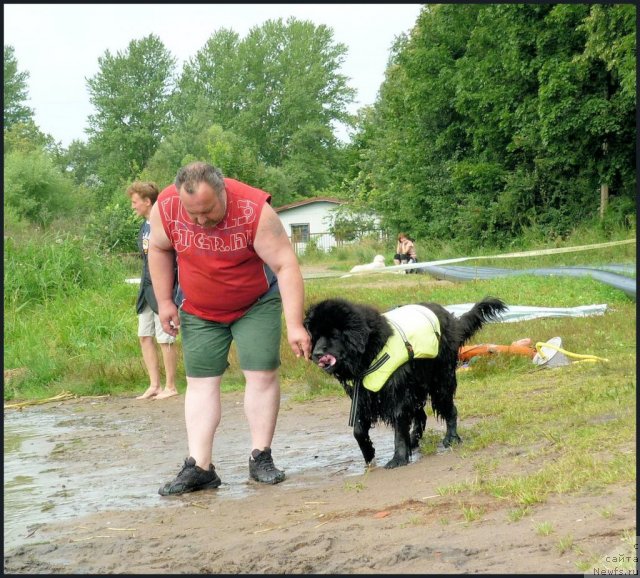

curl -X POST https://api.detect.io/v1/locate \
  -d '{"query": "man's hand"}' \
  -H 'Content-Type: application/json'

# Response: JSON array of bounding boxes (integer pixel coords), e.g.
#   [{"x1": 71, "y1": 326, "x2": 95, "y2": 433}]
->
[
  {"x1": 287, "y1": 324, "x2": 311, "y2": 360},
  {"x1": 158, "y1": 301, "x2": 180, "y2": 337}
]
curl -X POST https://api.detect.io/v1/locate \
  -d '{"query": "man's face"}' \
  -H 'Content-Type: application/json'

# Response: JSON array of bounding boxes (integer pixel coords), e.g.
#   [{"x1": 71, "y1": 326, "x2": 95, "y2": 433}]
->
[
  {"x1": 179, "y1": 182, "x2": 227, "y2": 228},
  {"x1": 130, "y1": 193, "x2": 152, "y2": 219}
]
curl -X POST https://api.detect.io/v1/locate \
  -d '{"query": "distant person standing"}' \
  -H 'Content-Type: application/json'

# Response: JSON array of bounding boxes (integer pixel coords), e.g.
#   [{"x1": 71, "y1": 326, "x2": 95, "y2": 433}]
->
[{"x1": 127, "y1": 181, "x2": 182, "y2": 400}]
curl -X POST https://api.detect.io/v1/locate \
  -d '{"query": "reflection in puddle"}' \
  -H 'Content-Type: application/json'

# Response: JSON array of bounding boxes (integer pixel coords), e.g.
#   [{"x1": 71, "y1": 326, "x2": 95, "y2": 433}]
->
[
  {"x1": 4, "y1": 407, "x2": 181, "y2": 552},
  {"x1": 4, "y1": 398, "x2": 408, "y2": 552}
]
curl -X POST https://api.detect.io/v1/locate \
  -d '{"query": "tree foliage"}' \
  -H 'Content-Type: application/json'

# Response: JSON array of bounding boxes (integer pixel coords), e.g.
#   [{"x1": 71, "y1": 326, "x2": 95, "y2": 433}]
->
[
  {"x1": 86, "y1": 34, "x2": 177, "y2": 198},
  {"x1": 4, "y1": 45, "x2": 34, "y2": 130},
  {"x1": 173, "y1": 18, "x2": 355, "y2": 196},
  {"x1": 5, "y1": 10, "x2": 634, "y2": 255},
  {"x1": 4, "y1": 149, "x2": 76, "y2": 226},
  {"x1": 350, "y1": 4, "x2": 636, "y2": 247}
]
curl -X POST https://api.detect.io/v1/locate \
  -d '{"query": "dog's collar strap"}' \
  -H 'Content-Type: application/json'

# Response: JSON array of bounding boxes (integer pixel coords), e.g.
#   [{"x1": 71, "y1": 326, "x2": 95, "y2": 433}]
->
[
  {"x1": 362, "y1": 305, "x2": 441, "y2": 392},
  {"x1": 348, "y1": 380, "x2": 362, "y2": 427},
  {"x1": 362, "y1": 352, "x2": 391, "y2": 377},
  {"x1": 387, "y1": 319, "x2": 414, "y2": 360}
]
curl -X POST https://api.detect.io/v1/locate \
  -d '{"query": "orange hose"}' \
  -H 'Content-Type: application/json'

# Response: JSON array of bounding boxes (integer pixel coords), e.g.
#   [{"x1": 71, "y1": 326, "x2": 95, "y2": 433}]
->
[{"x1": 458, "y1": 344, "x2": 536, "y2": 362}]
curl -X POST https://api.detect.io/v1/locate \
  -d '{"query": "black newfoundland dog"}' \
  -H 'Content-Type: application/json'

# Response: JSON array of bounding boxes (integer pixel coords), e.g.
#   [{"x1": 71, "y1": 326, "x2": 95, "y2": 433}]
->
[{"x1": 304, "y1": 297, "x2": 506, "y2": 469}]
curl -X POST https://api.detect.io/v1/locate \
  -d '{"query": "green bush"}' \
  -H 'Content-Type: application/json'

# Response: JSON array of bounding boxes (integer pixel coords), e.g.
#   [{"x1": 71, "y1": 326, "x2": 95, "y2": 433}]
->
[
  {"x1": 599, "y1": 196, "x2": 637, "y2": 233},
  {"x1": 4, "y1": 149, "x2": 76, "y2": 226},
  {"x1": 85, "y1": 201, "x2": 140, "y2": 253}
]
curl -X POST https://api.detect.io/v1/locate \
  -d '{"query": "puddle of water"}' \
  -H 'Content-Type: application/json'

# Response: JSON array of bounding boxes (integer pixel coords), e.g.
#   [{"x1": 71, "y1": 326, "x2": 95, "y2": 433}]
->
[
  {"x1": 3, "y1": 406, "x2": 177, "y2": 552},
  {"x1": 3, "y1": 398, "x2": 405, "y2": 552}
]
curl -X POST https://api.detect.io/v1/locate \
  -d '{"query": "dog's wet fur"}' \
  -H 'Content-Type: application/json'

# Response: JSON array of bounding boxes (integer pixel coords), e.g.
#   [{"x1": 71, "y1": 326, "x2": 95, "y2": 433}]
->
[{"x1": 304, "y1": 297, "x2": 507, "y2": 469}]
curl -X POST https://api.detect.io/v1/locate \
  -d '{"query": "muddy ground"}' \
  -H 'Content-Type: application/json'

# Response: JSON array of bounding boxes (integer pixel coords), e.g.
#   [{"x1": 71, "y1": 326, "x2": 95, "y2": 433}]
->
[{"x1": 4, "y1": 389, "x2": 636, "y2": 575}]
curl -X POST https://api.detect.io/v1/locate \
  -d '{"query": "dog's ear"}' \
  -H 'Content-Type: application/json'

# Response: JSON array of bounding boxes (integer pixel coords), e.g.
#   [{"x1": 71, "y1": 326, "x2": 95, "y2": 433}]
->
[
  {"x1": 342, "y1": 317, "x2": 371, "y2": 355},
  {"x1": 303, "y1": 305, "x2": 315, "y2": 331}
]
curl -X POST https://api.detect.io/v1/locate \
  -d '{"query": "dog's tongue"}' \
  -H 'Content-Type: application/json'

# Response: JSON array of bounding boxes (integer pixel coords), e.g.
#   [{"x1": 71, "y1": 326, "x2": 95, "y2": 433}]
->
[{"x1": 317, "y1": 354, "x2": 336, "y2": 369}]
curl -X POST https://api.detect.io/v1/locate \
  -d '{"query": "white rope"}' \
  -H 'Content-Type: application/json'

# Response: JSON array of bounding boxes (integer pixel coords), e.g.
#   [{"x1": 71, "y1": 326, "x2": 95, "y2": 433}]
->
[{"x1": 340, "y1": 238, "x2": 636, "y2": 277}]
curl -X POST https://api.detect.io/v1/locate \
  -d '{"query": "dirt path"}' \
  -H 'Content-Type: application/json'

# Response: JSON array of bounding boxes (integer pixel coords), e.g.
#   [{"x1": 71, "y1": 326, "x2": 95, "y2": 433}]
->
[{"x1": 4, "y1": 392, "x2": 635, "y2": 574}]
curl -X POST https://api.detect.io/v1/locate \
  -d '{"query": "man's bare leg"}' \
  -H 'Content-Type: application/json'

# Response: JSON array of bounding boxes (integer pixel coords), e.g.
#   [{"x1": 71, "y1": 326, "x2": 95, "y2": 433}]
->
[
  {"x1": 243, "y1": 369, "x2": 280, "y2": 450},
  {"x1": 244, "y1": 369, "x2": 285, "y2": 483},
  {"x1": 184, "y1": 376, "x2": 222, "y2": 468},
  {"x1": 155, "y1": 342, "x2": 179, "y2": 399},
  {"x1": 136, "y1": 336, "x2": 161, "y2": 399}
]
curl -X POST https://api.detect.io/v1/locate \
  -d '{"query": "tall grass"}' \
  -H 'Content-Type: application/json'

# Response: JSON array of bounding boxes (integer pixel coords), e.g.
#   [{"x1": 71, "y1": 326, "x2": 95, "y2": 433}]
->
[
  {"x1": 4, "y1": 231, "x2": 159, "y2": 398},
  {"x1": 3, "y1": 225, "x2": 635, "y2": 401}
]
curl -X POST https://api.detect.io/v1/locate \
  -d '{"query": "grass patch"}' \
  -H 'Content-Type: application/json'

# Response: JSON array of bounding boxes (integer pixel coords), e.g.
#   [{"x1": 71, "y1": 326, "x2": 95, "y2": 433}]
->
[
  {"x1": 343, "y1": 481, "x2": 366, "y2": 492},
  {"x1": 461, "y1": 503, "x2": 484, "y2": 524},
  {"x1": 556, "y1": 533, "x2": 575, "y2": 555},
  {"x1": 508, "y1": 506, "x2": 531, "y2": 522},
  {"x1": 535, "y1": 521, "x2": 554, "y2": 536},
  {"x1": 419, "y1": 291, "x2": 635, "y2": 509}
]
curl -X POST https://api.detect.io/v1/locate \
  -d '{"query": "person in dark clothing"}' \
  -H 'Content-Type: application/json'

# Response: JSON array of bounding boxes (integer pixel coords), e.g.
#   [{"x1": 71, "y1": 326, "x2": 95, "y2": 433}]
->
[{"x1": 127, "y1": 181, "x2": 182, "y2": 400}]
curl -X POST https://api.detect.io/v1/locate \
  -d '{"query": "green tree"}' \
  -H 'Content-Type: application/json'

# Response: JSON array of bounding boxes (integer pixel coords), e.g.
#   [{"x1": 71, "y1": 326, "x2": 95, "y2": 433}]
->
[
  {"x1": 4, "y1": 149, "x2": 76, "y2": 226},
  {"x1": 260, "y1": 165, "x2": 298, "y2": 207},
  {"x1": 86, "y1": 34, "x2": 177, "y2": 198},
  {"x1": 355, "y1": 4, "x2": 635, "y2": 246},
  {"x1": 577, "y1": 4, "x2": 636, "y2": 208},
  {"x1": 204, "y1": 124, "x2": 263, "y2": 185},
  {"x1": 173, "y1": 28, "x2": 242, "y2": 133},
  {"x1": 4, "y1": 45, "x2": 34, "y2": 131},
  {"x1": 280, "y1": 122, "x2": 338, "y2": 194},
  {"x1": 140, "y1": 112, "x2": 212, "y2": 189},
  {"x1": 234, "y1": 18, "x2": 355, "y2": 167},
  {"x1": 173, "y1": 18, "x2": 356, "y2": 197},
  {"x1": 56, "y1": 139, "x2": 102, "y2": 190},
  {"x1": 356, "y1": 5, "x2": 481, "y2": 240},
  {"x1": 3, "y1": 120, "x2": 53, "y2": 155}
]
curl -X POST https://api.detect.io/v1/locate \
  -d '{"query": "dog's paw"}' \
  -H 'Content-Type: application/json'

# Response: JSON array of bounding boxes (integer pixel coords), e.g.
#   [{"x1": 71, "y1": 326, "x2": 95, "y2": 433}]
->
[
  {"x1": 442, "y1": 434, "x2": 462, "y2": 448},
  {"x1": 383, "y1": 456, "x2": 410, "y2": 469},
  {"x1": 364, "y1": 458, "x2": 377, "y2": 471}
]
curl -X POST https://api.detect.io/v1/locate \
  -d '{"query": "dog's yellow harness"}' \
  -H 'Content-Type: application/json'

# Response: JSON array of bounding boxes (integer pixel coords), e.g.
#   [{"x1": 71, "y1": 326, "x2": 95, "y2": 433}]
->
[{"x1": 362, "y1": 305, "x2": 441, "y2": 392}]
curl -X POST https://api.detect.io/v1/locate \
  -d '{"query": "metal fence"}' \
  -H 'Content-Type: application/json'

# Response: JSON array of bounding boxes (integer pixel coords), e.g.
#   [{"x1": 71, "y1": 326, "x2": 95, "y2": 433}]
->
[{"x1": 288, "y1": 229, "x2": 389, "y2": 255}]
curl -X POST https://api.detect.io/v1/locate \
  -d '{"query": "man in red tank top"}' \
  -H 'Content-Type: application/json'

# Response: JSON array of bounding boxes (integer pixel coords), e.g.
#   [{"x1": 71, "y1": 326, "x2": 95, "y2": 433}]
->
[{"x1": 149, "y1": 162, "x2": 311, "y2": 494}]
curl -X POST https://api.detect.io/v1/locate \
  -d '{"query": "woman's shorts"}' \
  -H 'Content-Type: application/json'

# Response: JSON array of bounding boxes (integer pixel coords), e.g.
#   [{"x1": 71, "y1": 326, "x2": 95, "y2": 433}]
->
[
  {"x1": 180, "y1": 292, "x2": 282, "y2": 377},
  {"x1": 138, "y1": 305, "x2": 176, "y2": 344}
]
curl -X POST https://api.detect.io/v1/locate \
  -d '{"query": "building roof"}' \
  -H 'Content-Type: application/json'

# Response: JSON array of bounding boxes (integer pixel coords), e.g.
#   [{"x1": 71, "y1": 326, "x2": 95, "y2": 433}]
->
[{"x1": 274, "y1": 197, "x2": 345, "y2": 213}]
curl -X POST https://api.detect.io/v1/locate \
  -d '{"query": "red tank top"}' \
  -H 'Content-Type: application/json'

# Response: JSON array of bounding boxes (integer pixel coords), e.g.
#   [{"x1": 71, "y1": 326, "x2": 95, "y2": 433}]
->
[{"x1": 157, "y1": 178, "x2": 276, "y2": 323}]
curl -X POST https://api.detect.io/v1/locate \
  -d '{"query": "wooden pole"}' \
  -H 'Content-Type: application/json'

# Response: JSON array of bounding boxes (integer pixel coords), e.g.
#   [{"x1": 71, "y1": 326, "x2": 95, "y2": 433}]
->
[{"x1": 600, "y1": 183, "x2": 609, "y2": 219}]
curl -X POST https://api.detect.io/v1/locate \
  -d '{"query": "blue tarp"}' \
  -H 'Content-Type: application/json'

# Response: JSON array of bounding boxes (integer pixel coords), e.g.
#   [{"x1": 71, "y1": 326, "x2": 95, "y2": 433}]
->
[{"x1": 420, "y1": 264, "x2": 636, "y2": 301}]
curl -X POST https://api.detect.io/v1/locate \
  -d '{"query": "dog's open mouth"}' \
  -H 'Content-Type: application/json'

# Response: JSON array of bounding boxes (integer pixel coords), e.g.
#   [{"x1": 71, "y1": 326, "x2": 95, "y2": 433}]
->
[{"x1": 317, "y1": 354, "x2": 337, "y2": 370}]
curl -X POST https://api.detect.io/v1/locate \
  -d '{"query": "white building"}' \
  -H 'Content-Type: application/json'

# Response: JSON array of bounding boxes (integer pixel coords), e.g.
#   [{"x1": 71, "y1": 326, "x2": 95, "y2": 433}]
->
[{"x1": 275, "y1": 197, "x2": 345, "y2": 254}]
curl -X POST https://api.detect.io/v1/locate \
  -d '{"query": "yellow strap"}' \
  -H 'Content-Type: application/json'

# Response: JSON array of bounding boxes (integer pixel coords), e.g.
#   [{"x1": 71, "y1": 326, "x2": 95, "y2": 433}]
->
[{"x1": 534, "y1": 342, "x2": 609, "y2": 363}]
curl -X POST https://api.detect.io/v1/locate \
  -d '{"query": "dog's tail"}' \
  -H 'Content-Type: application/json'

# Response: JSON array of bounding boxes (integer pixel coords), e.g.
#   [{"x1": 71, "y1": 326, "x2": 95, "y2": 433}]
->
[{"x1": 457, "y1": 297, "x2": 507, "y2": 343}]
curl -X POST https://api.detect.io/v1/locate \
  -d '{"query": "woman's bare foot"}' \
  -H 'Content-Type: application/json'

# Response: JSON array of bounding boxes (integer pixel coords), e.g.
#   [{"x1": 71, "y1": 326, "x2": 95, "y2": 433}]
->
[
  {"x1": 136, "y1": 387, "x2": 160, "y2": 400},
  {"x1": 154, "y1": 389, "x2": 179, "y2": 400}
]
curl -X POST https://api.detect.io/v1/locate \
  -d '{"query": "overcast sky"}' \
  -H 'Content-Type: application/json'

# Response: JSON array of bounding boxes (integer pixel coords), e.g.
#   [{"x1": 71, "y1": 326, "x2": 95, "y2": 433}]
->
[{"x1": 4, "y1": 3, "x2": 423, "y2": 147}]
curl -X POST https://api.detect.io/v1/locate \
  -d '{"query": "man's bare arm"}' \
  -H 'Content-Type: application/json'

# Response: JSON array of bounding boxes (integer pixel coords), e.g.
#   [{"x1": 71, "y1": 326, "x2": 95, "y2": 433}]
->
[
  {"x1": 148, "y1": 202, "x2": 180, "y2": 336},
  {"x1": 253, "y1": 204, "x2": 311, "y2": 360}
]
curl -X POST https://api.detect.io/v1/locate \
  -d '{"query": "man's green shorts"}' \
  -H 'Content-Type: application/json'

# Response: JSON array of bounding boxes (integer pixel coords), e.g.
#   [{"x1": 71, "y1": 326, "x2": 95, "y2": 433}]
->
[{"x1": 179, "y1": 292, "x2": 282, "y2": 377}]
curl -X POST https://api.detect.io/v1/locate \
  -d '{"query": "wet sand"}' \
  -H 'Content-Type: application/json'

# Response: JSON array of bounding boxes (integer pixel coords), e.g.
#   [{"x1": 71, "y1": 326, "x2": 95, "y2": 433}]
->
[{"x1": 4, "y1": 392, "x2": 636, "y2": 574}]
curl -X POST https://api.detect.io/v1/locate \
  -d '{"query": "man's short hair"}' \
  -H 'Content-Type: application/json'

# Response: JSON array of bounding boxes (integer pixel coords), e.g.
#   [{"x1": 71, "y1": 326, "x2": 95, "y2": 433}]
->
[
  {"x1": 175, "y1": 162, "x2": 225, "y2": 196},
  {"x1": 126, "y1": 181, "x2": 160, "y2": 204}
]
